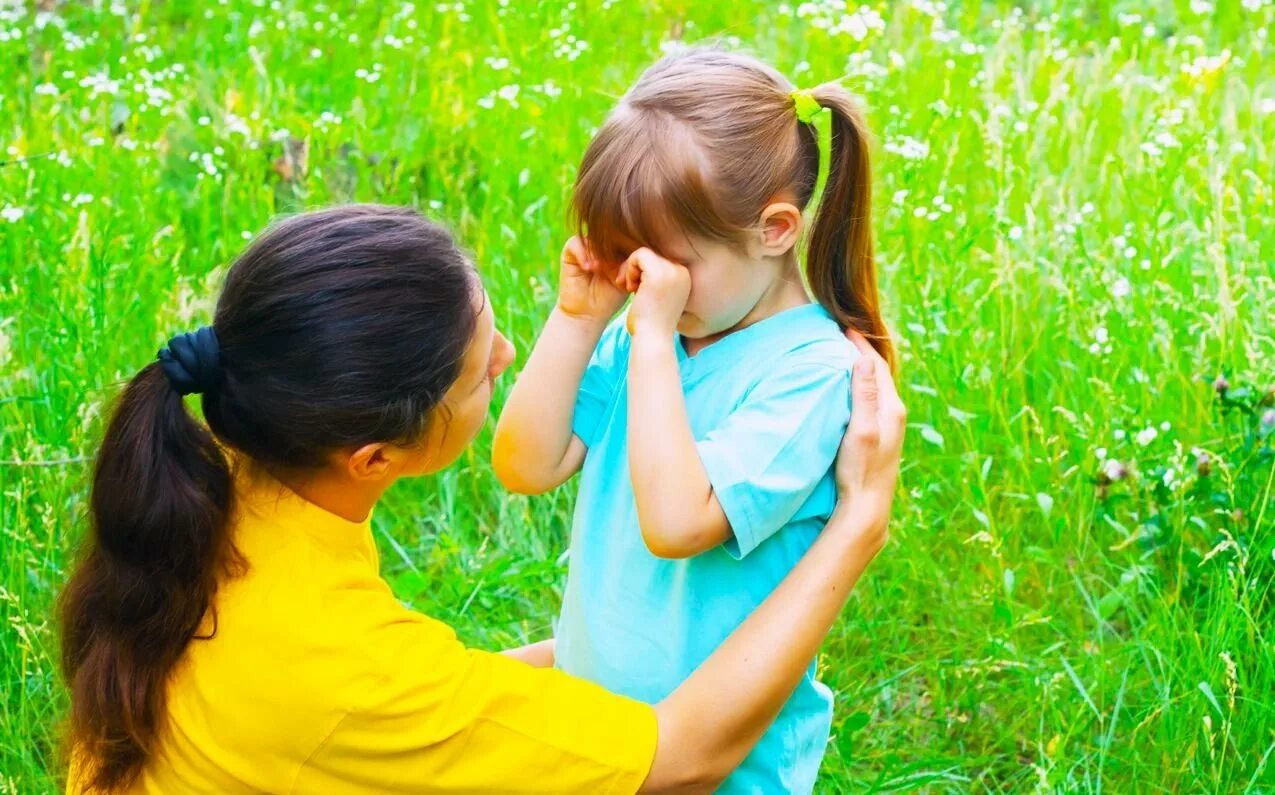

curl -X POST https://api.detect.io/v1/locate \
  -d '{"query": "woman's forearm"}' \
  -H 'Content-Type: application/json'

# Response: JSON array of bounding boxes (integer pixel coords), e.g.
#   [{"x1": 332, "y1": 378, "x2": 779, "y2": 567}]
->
[
  {"x1": 492, "y1": 308, "x2": 606, "y2": 493},
  {"x1": 642, "y1": 507, "x2": 887, "y2": 792}
]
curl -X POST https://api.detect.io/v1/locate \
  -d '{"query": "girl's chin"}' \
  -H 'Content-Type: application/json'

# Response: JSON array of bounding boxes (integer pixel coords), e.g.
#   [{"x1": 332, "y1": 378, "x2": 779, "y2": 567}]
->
[
  {"x1": 676, "y1": 312, "x2": 703, "y2": 337},
  {"x1": 679, "y1": 313, "x2": 739, "y2": 341}
]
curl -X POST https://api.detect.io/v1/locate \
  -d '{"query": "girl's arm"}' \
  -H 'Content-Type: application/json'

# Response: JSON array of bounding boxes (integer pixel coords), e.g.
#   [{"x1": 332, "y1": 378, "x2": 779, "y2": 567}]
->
[
  {"x1": 627, "y1": 332, "x2": 729, "y2": 558},
  {"x1": 492, "y1": 237, "x2": 627, "y2": 494},
  {"x1": 641, "y1": 332, "x2": 905, "y2": 793},
  {"x1": 621, "y1": 249, "x2": 730, "y2": 558},
  {"x1": 492, "y1": 309, "x2": 603, "y2": 493}
]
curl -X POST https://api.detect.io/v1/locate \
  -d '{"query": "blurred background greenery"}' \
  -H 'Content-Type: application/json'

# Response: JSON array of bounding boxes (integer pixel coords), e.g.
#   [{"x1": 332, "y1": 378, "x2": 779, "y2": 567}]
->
[{"x1": 1, "y1": 0, "x2": 1271, "y2": 791}]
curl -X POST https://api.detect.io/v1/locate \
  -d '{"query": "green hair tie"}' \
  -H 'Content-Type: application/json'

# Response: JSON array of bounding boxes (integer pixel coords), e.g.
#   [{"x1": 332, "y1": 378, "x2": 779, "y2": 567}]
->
[{"x1": 791, "y1": 88, "x2": 824, "y2": 124}]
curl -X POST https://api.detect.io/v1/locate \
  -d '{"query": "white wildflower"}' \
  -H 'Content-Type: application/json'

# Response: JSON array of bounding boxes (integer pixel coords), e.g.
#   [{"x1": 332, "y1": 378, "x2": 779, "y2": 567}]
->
[
  {"x1": 79, "y1": 71, "x2": 121, "y2": 97},
  {"x1": 884, "y1": 135, "x2": 929, "y2": 161}
]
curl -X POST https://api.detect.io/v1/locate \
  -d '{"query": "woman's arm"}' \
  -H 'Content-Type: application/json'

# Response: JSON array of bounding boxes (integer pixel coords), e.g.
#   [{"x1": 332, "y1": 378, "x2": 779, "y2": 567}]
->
[
  {"x1": 640, "y1": 331, "x2": 905, "y2": 793},
  {"x1": 492, "y1": 237, "x2": 627, "y2": 494},
  {"x1": 500, "y1": 638, "x2": 556, "y2": 668}
]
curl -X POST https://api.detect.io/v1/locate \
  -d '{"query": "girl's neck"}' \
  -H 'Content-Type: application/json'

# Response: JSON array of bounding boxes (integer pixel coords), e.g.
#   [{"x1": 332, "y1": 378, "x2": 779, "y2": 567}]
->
[{"x1": 683, "y1": 260, "x2": 809, "y2": 356}]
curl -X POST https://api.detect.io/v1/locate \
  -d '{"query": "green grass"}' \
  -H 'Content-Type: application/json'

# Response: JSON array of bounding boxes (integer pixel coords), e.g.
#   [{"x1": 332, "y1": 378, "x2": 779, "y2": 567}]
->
[{"x1": 2, "y1": 0, "x2": 1273, "y2": 791}]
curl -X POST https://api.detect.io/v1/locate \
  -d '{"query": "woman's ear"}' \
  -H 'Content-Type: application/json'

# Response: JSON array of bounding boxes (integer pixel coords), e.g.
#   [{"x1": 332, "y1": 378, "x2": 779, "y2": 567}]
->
[
  {"x1": 757, "y1": 202, "x2": 803, "y2": 257},
  {"x1": 346, "y1": 442, "x2": 395, "y2": 482}
]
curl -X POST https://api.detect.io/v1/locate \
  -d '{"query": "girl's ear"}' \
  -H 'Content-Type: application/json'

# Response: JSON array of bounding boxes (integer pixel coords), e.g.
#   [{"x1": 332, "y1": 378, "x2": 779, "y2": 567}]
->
[{"x1": 757, "y1": 202, "x2": 803, "y2": 257}]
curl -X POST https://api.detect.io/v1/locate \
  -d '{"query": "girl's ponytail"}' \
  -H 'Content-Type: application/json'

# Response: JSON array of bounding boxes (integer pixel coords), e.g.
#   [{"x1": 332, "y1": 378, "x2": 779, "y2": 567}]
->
[
  {"x1": 60, "y1": 355, "x2": 235, "y2": 791},
  {"x1": 804, "y1": 83, "x2": 895, "y2": 370}
]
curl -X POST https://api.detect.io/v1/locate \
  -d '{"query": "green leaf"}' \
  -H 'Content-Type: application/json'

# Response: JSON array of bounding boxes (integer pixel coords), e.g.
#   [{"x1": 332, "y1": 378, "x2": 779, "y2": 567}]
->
[
  {"x1": 993, "y1": 597, "x2": 1013, "y2": 626},
  {"x1": 843, "y1": 711, "x2": 870, "y2": 732},
  {"x1": 919, "y1": 424, "x2": 945, "y2": 448},
  {"x1": 1098, "y1": 589, "x2": 1123, "y2": 620}
]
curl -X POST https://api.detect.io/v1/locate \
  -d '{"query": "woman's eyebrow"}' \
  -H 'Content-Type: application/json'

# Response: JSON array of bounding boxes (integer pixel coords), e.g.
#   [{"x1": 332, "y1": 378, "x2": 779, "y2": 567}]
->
[{"x1": 468, "y1": 346, "x2": 494, "y2": 394}]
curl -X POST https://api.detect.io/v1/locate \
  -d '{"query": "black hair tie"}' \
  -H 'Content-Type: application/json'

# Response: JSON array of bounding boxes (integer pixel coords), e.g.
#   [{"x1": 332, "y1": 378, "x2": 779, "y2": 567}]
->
[{"x1": 157, "y1": 326, "x2": 221, "y2": 395}]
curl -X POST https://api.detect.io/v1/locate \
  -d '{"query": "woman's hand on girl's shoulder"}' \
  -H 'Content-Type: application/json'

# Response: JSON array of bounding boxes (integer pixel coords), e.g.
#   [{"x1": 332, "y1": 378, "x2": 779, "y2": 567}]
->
[{"x1": 831, "y1": 330, "x2": 906, "y2": 556}]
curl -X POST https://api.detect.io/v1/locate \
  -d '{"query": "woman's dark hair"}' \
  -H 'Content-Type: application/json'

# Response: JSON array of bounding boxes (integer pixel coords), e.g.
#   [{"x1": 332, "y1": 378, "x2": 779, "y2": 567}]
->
[{"x1": 58, "y1": 204, "x2": 479, "y2": 790}]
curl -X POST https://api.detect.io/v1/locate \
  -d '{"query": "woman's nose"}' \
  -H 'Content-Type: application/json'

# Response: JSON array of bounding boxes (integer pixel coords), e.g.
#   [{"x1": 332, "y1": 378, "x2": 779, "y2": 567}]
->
[{"x1": 492, "y1": 332, "x2": 516, "y2": 379}]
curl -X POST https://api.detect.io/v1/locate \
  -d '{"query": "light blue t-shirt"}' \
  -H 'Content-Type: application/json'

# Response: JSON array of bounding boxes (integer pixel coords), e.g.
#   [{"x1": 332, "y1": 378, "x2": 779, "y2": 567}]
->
[{"x1": 556, "y1": 302, "x2": 858, "y2": 794}]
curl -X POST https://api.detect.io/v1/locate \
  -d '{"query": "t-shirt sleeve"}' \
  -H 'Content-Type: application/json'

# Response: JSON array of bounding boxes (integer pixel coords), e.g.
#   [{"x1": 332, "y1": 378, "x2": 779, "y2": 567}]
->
[
  {"x1": 696, "y1": 362, "x2": 852, "y2": 559},
  {"x1": 571, "y1": 316, "x2": 629, "y2": 449},
  {"x1": 294, "y1": 600, "x2": 658, "y2": 794}
]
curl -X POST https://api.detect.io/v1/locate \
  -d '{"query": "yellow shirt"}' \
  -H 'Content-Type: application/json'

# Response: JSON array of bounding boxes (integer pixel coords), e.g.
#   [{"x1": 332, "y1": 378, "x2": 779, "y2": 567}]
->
[{"x1": 74, "y1": 473, "x2": 657, "y2": 793}]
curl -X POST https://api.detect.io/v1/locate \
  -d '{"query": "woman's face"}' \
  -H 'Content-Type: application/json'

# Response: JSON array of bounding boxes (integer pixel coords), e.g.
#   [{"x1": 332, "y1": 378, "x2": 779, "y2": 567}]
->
[{"x1": 409, "y1": 285, "x2": 516, "y2": 474}]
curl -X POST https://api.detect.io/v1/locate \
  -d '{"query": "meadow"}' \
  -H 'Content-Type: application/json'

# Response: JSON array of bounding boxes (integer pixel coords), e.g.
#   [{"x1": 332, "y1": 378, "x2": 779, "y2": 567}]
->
[{"x1": 2, "y1": 0, "x2": 1273, "y2": 791}]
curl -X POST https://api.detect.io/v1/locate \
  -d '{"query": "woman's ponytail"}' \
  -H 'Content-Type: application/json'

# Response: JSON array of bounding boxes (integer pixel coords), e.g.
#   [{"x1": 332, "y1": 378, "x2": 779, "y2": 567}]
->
[
  {"x1": 59, "y1": 205, "x2": 480, "y2": 789},
  {"x1": 60, "y1": 356, "x2": 235, "y2": 791},
  {"x1": 804, "y1": 83, "x2": 895, "y2": 370}
]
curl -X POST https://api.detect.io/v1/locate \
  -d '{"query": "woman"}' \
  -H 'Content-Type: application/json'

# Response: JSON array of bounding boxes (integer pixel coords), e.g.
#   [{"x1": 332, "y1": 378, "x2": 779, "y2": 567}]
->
[{"x1": 60, "y1": 204, "x2": 905, "y2": 793}]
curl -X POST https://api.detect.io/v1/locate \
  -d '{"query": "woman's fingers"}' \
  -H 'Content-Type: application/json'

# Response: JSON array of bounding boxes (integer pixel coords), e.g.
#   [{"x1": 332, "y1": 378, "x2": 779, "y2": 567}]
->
[
  {"x1": 849, "y1": 354, "x2": 880, "y2": 445},
  {"x1": 846, "y1": 328, "x2": 905, "y2": 436},
  {"x1": 846, "y1": 328, "x2": 874, "y2": 357}
]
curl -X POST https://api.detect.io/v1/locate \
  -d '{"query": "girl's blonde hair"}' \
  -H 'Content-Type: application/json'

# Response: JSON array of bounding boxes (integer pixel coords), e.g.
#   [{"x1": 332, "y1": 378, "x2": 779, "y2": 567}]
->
[{"x1": 573, "y1": 46, "x2": 894, "y2": 367}]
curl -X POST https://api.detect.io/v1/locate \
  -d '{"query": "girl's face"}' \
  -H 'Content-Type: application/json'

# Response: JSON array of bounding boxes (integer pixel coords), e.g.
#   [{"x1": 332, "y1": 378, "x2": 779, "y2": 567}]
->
[
  {"x1": 657, "y1": 233, "x2": 793, "y2": 340},
  {"x1": 409, "y1": 285, "x2": 516, "y2": 474}
]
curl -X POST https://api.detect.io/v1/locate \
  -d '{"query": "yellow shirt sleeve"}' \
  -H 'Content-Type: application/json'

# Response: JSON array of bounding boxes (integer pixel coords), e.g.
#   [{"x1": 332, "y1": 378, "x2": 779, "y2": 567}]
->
[{"x1": 290, "y1": 593, "x2": 658, "y2": 794}]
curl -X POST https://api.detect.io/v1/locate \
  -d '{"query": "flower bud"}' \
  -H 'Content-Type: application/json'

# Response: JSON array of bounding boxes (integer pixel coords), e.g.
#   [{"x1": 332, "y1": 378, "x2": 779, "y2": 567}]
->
[{"x1": 1102, "y1": 459, "x2": 1128, "y2": 482}]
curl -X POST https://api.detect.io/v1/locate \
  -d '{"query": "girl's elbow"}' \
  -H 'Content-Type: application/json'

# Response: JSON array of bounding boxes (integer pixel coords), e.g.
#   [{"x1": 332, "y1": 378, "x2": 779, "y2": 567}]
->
[
  {"x1": 640, "y1": 522, "x2": 706, "y2": 560},
  {"x1": 491, "y1": 452, "x2": 546, "y2": 495},
  {"x1": 494, "y1": 467, "x2": 543, "y2": 495}
]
